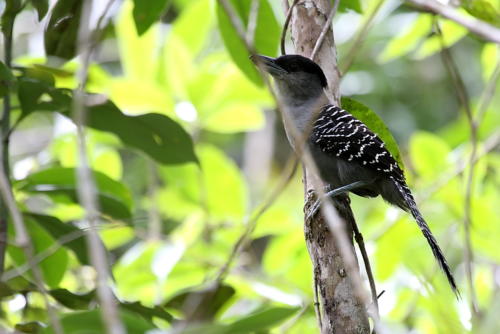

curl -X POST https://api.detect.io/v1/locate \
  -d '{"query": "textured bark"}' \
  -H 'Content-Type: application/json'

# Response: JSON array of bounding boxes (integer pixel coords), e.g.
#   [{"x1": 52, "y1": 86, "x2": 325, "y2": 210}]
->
[{"x1": 288, "y1": 1, "x2": 370, "y2": 333}]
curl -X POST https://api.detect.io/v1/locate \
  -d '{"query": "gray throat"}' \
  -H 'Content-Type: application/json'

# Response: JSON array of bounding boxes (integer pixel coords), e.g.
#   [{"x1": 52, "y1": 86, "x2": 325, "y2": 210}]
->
[{"x1": 278, "y1": 91, "x2": 329, "y2": 150}]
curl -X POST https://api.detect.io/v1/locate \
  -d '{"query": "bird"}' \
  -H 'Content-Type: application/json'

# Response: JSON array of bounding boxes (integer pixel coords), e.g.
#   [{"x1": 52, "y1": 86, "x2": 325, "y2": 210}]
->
[{"x1": 250, "y1": 53, "x2": 458, "y2": 295}]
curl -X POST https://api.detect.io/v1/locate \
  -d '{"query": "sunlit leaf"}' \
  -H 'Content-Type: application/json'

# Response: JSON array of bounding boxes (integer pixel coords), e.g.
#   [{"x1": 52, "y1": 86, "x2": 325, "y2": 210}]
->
[
  {"x1": 116, "y1": 1, "x2": 160, "y2": 81},
  {"x1": 378, "y1": 14, "x2": 432, "y2": 63},
  {"x1": 109, "y1": 79, "x2": 174, "y2": 115},
  {"x1": 202, "y1": 103, "x2": 264, "y2": 133},
  {"x1": 171, "y1": 0, "x2": 213, "y2": 55},
  {"x1": 217, "y1": 0, "x2": 280, "y2": 85},
  {"x1": 463, "y1": 0, "x2": 500, "y2": 26},
  {"x1": 409, "y1": 131, "x2": 452, "y2": 179},
  {"x1": 52, "y1": 131, "x2": 123, "y2": 180},
  {"x1": 114, "y1": 242, "x2": 163, "y2": 304},
  {"x1": 374, "y1": 216, "x2": 415, "y2": 280},
  {"x1": 481, "y1": 43, "x2": 499, "y2": 81},
  {"x1": 198, "y1": 145, "x2": 247, "y2": 220},
  {"x1": 415, "y1": 19, "x2": 468, "y2": 59},
  {"x1": 341, "y1": 97, "x2": 404, "y2": 168}
]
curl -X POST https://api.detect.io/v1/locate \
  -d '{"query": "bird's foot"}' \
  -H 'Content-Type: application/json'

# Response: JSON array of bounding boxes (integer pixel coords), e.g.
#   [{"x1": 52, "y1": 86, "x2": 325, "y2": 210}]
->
[{"x1": 305, "y1": 181, "x2": 373, "y2": 221}]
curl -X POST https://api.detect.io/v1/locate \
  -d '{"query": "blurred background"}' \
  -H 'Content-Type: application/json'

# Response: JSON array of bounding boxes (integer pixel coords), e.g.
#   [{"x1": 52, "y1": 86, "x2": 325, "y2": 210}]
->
[{"x1": 0, "y1": 0, "x2": 499, "y2": 333}]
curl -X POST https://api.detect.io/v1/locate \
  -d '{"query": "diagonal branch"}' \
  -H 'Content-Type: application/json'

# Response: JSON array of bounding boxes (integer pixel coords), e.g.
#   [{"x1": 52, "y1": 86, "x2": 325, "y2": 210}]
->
[
  {"x1": 407, "y1": 0, "x2": 500, "y2": 44},
  {"x1": 280, "y1": 0, "x2": 300, "y2": 55}
]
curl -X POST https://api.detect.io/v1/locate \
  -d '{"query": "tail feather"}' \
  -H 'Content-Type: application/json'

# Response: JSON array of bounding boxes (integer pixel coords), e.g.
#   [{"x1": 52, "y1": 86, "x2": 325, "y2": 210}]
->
[{"x1": 391, "y1": 177, "x2": 459, "y2": 296}]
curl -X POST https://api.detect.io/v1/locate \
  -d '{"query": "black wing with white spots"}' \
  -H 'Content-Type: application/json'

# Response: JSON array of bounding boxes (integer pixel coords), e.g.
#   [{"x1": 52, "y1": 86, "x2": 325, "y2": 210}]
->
[
  {"x1": 311, "y1": 105, "x2": 402, "y2": 179},
  {"x1": 310, "y1": 104, "x2": 458, "y2": 295}
]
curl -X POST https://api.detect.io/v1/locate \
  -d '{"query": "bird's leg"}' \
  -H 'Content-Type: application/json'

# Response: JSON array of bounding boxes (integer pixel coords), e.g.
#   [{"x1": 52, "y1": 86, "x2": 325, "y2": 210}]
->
[{"x1": 306, "y1": 180, "x2": 373, "y2": 221}]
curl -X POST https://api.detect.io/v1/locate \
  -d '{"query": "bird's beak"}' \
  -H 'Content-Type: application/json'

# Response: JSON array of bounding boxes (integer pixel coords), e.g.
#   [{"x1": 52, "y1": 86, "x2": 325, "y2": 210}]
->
[{"x1": 250, "y1": 54, "x2": 287, "y2": 77}]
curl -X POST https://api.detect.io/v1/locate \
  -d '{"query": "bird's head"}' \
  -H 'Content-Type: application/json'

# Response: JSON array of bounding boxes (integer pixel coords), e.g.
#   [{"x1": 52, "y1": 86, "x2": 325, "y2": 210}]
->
[{"x1": 250, "y1": 54, "x2": 328, "y2": 103}]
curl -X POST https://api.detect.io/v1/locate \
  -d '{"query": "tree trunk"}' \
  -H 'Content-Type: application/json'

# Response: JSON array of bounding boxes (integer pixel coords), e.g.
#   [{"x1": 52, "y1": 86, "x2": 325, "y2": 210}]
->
[{"x1": 286, "y1": 1, "x2": 371, "y2": 333}]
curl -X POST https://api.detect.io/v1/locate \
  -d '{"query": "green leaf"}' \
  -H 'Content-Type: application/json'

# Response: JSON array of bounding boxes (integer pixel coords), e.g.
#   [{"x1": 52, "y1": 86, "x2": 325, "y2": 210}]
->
[
  {"x1": 338, "y1": 0, "x2": 362, "y2": 13},
  {"x1": 378, "y1": 14, "x2": 433, "y2": 63},
  {"x1": 481, "y1": 44, "x2": 499, "y2": 81},
  {"x1": 226, "y1": 306, "x2": 300, "y2": 333},
  {"x1": 26, "y1": 213, "x2": 90, "y2": 265},
  {"x1": 0, "y1": 281, "x2": 16, "y2": 298},
  {"x1": 116, "y1": 1, "x2": 161, "y2": 81},
  {"x1": 18, "y1": 79, "x2": 72, "y2": 118},
  {"x1": 15, "y1": 321, "x2": 44, "y2": 333},
  {"x1": 121, "y1": 301, "x2": 174, "y2": 323},
  {"x1": 463, "y1": 0, "x2": 500, "y2": 26},
  {"x1": 16, "y1": 78, "x2": 194, "y2": 166},
  {"x1": 160, "y1": 145, "x2": 247, "y2": 220},
  {"x1": 409, "y1": 131, "x2": 452, "y2": 179},
  {"x1": 217, "y1": 0, "x2": 280, "y2": 85},
  {"x1": 188, "y1": 57, "x2": 271, "y2": 133},
  {"x1": 341, "y1": 97, "x2": 404, "y2": 168},
  {"x1": 0, "y1": 60, "x2": 15, "y2": 97},
  {"x1": 44, "y1": 0, "x2": 83, "y2": 60},
  {"x1": 132, "y1": 0, "x2": 171, "y2": 35},
  {"x1": 49, "y1": 289, "x2": 174, "y2": 322},
  {"x1": 1, "y1": 0, "x2": 22, "y2": 38},
  {"x1": 41, "y1": 309, "x2": 155, "y2": 334},
  {"x1": 81, "y1": 100, "x2": 198, "y2": 165},
  {"x1": 8, "y1": 218, "x2": 69, "y2": 288},
  {"x1": 50, "y1": 289, "x2": 95, "y2": 310},
  {"x1": 29, "y1": 0, "x2": 49, "y2": 21},
  {"x1": 165, "y1": 284, "x2": 235, "y2": 321},
  {"x1": 113, "y1": 242, "x2": 162, "y2": 304},
  {"x1": 178, "y1": 306, "x2": 300, "y2": 334},
  {"x1": 170, "y1": 0, "x2": 213, "y2": 55},
  {"x1": 17, "y1": 167, "x2": 133, "y2": 219},
  {"x1": 415, "y1": 19, "x2": 468, "y2": 59}
]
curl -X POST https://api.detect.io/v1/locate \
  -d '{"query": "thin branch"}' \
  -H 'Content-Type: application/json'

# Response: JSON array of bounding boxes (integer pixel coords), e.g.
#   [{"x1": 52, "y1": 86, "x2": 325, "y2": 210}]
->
[
  {"x1": 436, "y1": 21, "x2": 479, "y2": 315},
  {"x1": 351, "y1": 221, "x2": 379, "y2": 316},
  {"x1": 2, "y1": 228, "x2": 87, "y2": 281},
  {"x1": 310, "y1": 0, "x2": 339, "y2": 61},
  {"x1": 0, "y1": 0, "x2": 15, "y2": 277},
  {"x1": 246, "y1": 0, "x2": 260, "y2": 46},
  {"x1": 282, "y1": 0, "x2": 290, "y2": 13},
  {"x1": 215, "y1": 155, "x2": 299, "y2": 282},
  {"x1": 0, "y1": 6, "x2": 63, "y2": 334},
  {"x1": 477, "y1": 57, "x2": 500, "y2": 123},
  {"x1": 407, "y1": 0, "x2": 500, "y2": 44},
  {"x1": 0, "y1": 164, "x2": 64, "y2": 334},
  {"x1": 73, "y1": 0, "x2": 125, "y2": 333},
  {"x1": 340, "y1": 0, "x2": 386, "y2": 74},
  {"x1": 280, "y1": 0, "x2": 300, "y2": 55}
]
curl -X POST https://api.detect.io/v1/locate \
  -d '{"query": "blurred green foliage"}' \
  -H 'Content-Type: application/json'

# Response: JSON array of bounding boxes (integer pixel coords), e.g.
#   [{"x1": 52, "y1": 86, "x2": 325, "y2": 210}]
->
[{"x1": 0, "y1": 0, "x2": 499, "y2": 333}]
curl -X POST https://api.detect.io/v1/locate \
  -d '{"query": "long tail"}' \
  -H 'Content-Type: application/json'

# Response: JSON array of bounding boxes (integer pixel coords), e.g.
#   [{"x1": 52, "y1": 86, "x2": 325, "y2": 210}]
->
[{"x1": 391, "y1": 177, "x2": 459, "y2": 296}]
